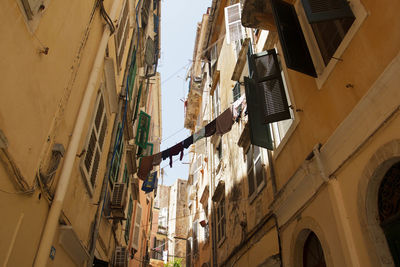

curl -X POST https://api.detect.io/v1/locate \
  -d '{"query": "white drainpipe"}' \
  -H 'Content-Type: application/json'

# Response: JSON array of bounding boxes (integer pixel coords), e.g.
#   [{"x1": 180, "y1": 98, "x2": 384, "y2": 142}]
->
[{"x1": 33, "y1": 2, "x2": 120, "y2": 266}]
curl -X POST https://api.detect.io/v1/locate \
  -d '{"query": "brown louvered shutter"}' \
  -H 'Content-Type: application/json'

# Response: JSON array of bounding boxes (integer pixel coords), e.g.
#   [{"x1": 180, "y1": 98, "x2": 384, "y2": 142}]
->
[
  {"x1": 244, "y1": 77, "x2": 274, "y2": 150},
  {"x1": 271, "y1": 0, "x2": 317, "y2": 77},
  {"x1": 250, "y1": 50, "x2": 291, "y2": 124},
  {"x1": 301, "y1": 0, "x2": 354, "y2": 23}
]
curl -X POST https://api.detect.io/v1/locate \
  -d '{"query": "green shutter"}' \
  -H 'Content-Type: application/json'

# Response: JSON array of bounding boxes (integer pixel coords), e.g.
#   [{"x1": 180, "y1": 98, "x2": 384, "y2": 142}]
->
[
  {"x1": 139, "y1": 142, "x2": 153, "y2": 157},
  {"x1": 271, "y1": 0, "x2": 317, "y2": 77},
  {"x1": 244, "y1": 77, "x2": 274, "y2": 150},
  {"x1": 301, "y1": 0, "x2": 354, "y2": 23},
  {"x1": 125, "y1": 197, "x2": 133, "y2": 243},
  {"x1": 250, "y1": 50, "x2": 291, "y2": 123},
  {"x1": 135, "y1": 111, "x2": 151, "y2": 149}
]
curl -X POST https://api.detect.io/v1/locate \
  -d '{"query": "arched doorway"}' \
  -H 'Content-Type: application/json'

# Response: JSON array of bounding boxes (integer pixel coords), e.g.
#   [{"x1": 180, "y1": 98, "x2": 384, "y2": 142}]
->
[
  {"x1": 303, "y1": 231, "x2": 327, "y2": 267},
  {"x1": 378, "y1": 161, "x2": 400, "y2": 266}
]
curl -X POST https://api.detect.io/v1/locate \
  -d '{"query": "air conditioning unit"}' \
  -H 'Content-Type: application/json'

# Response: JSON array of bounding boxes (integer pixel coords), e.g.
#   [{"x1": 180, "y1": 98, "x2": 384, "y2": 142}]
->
[
  {"x1": 111, "y1": 183, "x2": 127, "y2": 219},
  {"x1": 114, "y1": 246, "x2": 128, "y2": 267}
]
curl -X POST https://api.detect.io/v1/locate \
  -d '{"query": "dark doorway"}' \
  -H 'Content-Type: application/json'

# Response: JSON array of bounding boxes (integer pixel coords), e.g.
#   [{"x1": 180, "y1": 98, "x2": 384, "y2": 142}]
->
[
  {"x1": 303, "y1": 231, "x2": 327, "y2": 267},
  {"x1": 378, "y1": 162, "x2": 400, "y2": 266}
]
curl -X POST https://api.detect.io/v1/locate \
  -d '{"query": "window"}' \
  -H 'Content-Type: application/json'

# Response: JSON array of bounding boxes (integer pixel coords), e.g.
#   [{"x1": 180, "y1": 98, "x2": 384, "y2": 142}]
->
[
  {"x1": 300, "y1": 0, "x2": 355, "y2": 66},
  {"x1": 212, "y1": 83, "x2": 220, "y2": 119},
  {"x1": 127, "y1": 49, "x2": 138, "y2": 100},
  {"x1": 193, "y1": 221, "x2": 199, "y2": 255},
  {"x1": 110, "y1": 123, "x2": 124, "y2": 184},
  {"x1": 115, "y1": 0, "x2": 130, "y2": 70},
  {"x1": 210, "y1": 44, "x2": 218, "y2": 73},
  {"x1": 131, "y1": 203, "x2": 142, "y2": 250},
  {"x1": 141, "y1": 0, "x2": 151, "y2": 29},
  {"x1": 216, "y1": 197, "x2": 226, "y2": 245},
  {"x1": 124, "y1": 197, "x2": 133, "y2": 243},
  {"x1": 224, "y1": 3, "x2": 245, "y2": 44},
  {"x1": 232, "y1": 82, "x2": 241, "y2": 102},
  {"x1": 246, "y1": 145, "x2": 264, "y2": 198},
  {"x1": 122, "y1": 164, "x2": 129, "y2": 184},
  {"x1": 135, "y1": 111, "x2": 151, "y2": 149},
  {"x1": 186, "y1": 238, "x2": 192, "y2": 267},
  {"x1": 80, "y1": 92, "x2": 108, "y2": 195}
]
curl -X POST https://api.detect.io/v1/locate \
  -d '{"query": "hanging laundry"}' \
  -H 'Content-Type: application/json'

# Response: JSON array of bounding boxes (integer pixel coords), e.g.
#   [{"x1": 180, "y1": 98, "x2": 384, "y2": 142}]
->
[
  {"x1": 182, "y1": 135, "x2": 193, "y2": 149},
  {"x1": 162, "y1": 149, "x2": 170, "y2": 161},
  {"x1": 216, "y1": 107, "x2": 234, "y2": 135},
  {"x1": 152, "y1": 152, "x2": 162, "y2": 166},
  {"x1": 205, "y1": 119, "x2": 216, "y2": 137},
  {"x1": 169, "y1": 142, "x2": 183, "y2": 167},
  {"x1": 142, "y1": 171, "x2": 157, "y2": 193},
  {"x1": 193, "y1": 127, "x2": 205, "y2": 142},
  {"x1": 138, "y1": 155, "x2": 154, "y2": 180}
]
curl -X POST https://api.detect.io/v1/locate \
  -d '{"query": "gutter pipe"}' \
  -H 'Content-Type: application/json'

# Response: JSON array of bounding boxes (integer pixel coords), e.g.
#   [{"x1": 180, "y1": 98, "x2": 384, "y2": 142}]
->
[{"x1": 33, "y1": 1, "x2": 120, "y2": 266}]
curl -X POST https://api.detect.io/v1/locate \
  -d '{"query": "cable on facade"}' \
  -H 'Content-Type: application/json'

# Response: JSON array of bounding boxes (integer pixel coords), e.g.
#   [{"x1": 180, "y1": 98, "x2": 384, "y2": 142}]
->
[{"x1": 98, "y1": 0, "x2": 115, "y2": 33}]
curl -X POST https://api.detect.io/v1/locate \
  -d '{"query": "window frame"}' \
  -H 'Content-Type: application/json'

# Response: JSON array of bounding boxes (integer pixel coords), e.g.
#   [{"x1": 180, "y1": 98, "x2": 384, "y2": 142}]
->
[
  {"x1": 216, "y1": 197, "x2": 226, "y2": 246},
  {"x1": 80, "y1": 90, "x2": 109, "y2": 196},
  {"x1": 115, "y1": 0, "x2": 131, "y2": 71},
  {"x1": 246, "y1": 145, "x2": 265, "y2": 201},
  {"x1": 294, "y1": 0, "x2": 367, "y2": 88}
]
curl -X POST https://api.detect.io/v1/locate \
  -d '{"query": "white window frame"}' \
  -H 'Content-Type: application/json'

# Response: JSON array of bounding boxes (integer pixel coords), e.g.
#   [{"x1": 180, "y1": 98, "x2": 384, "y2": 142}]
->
[
  {"x1": 80, "y1": 89, "x2": 108, "y2": 196},
  {"x1": 246, "y1": 145, "x2": 265, "y2": 201},
  {"x1": 294, "y1": 0, "x2": 367, "y2": 88},
  {"x1": 224, "y1": 3, "x2": 246, "y2": 44}
]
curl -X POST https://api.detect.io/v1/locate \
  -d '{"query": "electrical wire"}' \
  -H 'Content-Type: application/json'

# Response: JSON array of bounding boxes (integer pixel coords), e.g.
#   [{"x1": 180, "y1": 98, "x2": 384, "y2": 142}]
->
[{"x1": 98, "y1": 0, "x2": 115, "y2": 33}]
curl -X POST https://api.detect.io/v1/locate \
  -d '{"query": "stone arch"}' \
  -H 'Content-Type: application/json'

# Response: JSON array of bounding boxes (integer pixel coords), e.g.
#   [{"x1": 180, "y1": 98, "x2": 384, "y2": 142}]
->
[
  {"x1": 358, "y1": 139, "x2": 400, "y2": 266},
  {"x1": 290, "y1": 216, "x2": 334, "y2": 267}
]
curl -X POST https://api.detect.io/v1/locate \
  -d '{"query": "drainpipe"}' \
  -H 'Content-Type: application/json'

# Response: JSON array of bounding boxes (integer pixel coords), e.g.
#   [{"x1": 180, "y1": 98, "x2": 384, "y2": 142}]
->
[
  {"x1": 33, "y1": 2, "x2": 120, "y2": 266},
  {"x1": 312, "y1": 144, "x2": 361, "y2": 267}
]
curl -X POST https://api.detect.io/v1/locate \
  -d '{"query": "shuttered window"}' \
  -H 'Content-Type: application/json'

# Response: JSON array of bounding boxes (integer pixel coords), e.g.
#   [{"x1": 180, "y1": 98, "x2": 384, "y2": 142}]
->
[
  {"x1": 141, "y1": 0, "x2": 151, "y2": 29},
  {"x1": 115, "y1": 0, "x2": 130, "y2": 70},
  {"x1": 124, "y1": 197, "x2": 133, "y2": 243},
  {"x1": 145, "y1": 37, "x2": 156, "y2": 67},
  {"x1": 110, "y1": 123, "x2": 124, "y2": 184},
  {"x1": 271, "y1": 0, "x2": 317, "y2": 77},
  {"x1": 132, "y1": 203, "x2": 142, "y2": 250},
  {"x1": 247, "y1": 145, "x2": 264, "y2": 197},
  {"x1": 301, "y1": 0, "x2": 355, "y2": 65},
  {"x1": 81, "y1": 92, "x2": 108, "y2": 195},
  {"x1": 244, "y1": 77, "x2": 273, "y2": 150},
  {"x1": 135, "y1": 111, "x2": 151, "y2": 149},
  {"x1": 216, "y1": 197, "x2": 226, "y2": 244},
  {"x1": 133, "y1": 83, "x2": 143, "y2": 123},
  {"x1": 250, "y1": 50, "x2": 291, "y2": 124},
  {"x1": 128, "y1": 50, "x2": 137, "y2": 100},
  {"x1": 140, "y1": 143, "x2": 153, "y2": 157},
  {"x1": 224, "y1": 3, "x2": 245, "y2": 44}
]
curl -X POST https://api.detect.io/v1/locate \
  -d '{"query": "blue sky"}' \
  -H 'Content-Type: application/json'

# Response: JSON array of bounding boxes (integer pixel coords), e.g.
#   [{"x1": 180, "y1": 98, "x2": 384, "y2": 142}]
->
[{"x1": 158, "y1": 0, "x2": 211, "y2": 185}]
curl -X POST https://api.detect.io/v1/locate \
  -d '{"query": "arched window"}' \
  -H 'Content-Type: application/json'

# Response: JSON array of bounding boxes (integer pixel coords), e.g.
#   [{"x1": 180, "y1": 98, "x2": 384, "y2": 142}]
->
[
  {"x1": 303, "y1": 232, "x2": 327, "y2": 267},
  {"x1": 378, "y1": 161, "x2": 400, "y2": 265}
]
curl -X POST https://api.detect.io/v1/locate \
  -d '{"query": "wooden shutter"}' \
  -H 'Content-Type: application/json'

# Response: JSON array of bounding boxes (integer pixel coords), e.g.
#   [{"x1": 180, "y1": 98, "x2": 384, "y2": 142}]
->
[
  {"x1": 271, "y1": 0, "x2": 317, "y2": 77},
  {"x1": 81, "y1": 93, "x2": 108, "y2": 192},
  {"x1": 125, "y1": 197, "x2": 133, "y2": 243},
  {"x1": 244, "y1": 77, "x2": 274, "y2": 150},
  {"x1": 132, "y1": 203, "x2": 142, "y2": 250},
  {"x1": 224, "y1": 3, "x2": 245, "y2": 44},
  {"x1": 145, "y1": 37, "x2": 156, "y2": 66},
  {"x1": 141, "y1": 143, "x2": 153, "y2": 157},
  {"x1": 128, "y1": 50, "x2": 137, "y2": 100},
  {"x1": 232, "y1": 82, "x2": 241, "y2": 102},
  {"x1": 141, "y1": 0, "x2": 151, "y2": 29},
  {"x1": 135, "y1": 111, "x2": 151, "y2": 149},
  {"x1": 115, "y1": 0, "x2": 130, "y2": 69},
  {"x1": 250, "y1": 50, "x2": 291, "y2": 123},
  {"x1": 301, "y1": 0, "x2": 354, "y2": 23}
]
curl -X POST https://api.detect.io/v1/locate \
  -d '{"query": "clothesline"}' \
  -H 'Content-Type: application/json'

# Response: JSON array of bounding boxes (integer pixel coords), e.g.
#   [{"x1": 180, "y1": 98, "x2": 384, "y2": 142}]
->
[{"x1": 138, "y1": 95, "x2": 247, "y2": 181}]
